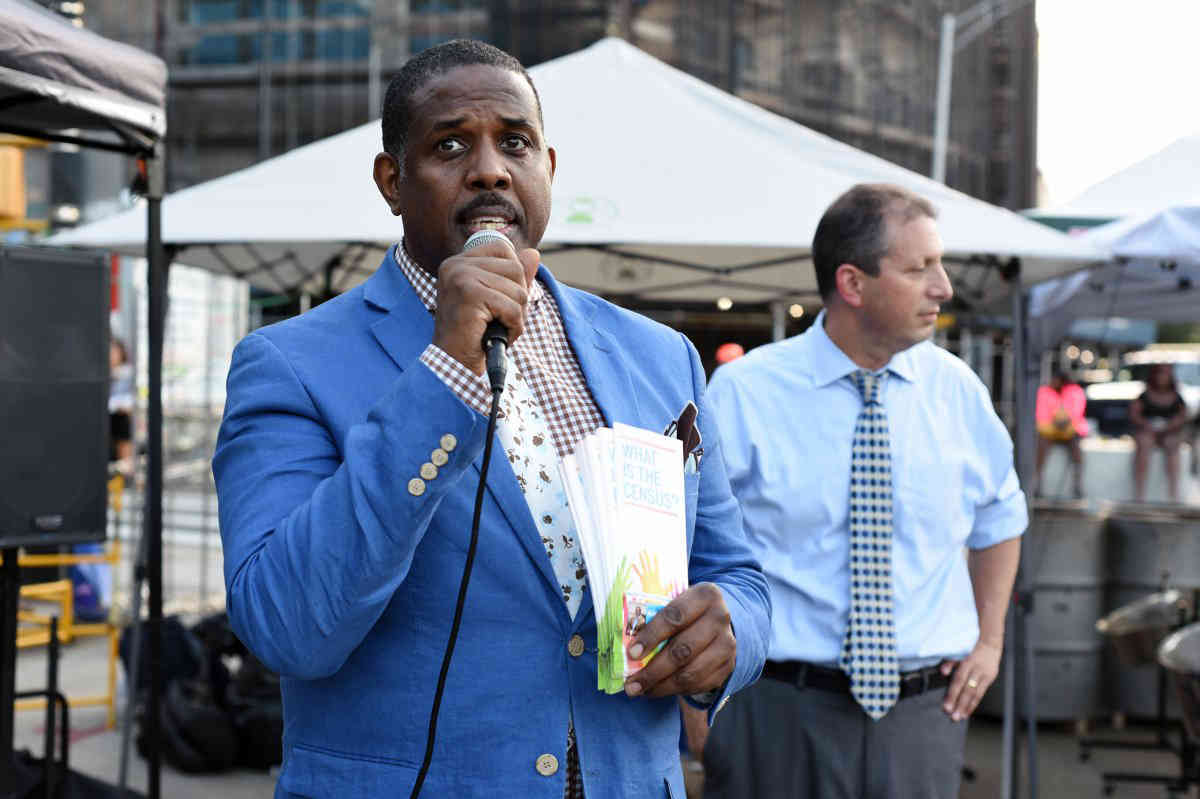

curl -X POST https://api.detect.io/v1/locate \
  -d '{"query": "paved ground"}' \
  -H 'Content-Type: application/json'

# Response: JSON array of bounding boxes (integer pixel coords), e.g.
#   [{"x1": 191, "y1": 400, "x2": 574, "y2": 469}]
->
[{"x1": 13, "y1": 634, "x2": 1199, "y2": 798}]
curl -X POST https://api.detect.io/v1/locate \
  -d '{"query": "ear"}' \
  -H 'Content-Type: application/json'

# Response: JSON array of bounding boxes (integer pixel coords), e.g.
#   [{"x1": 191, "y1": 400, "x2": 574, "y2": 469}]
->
[
  {"x1": 372, "y1": 152, "x2": 403, "y2": 217},
  {"x1": 547, "y1": 145, "x2": 557, "y2": 181},
  {"x1": 834, "y1": 263, "x2": 866, "y2": 308}
]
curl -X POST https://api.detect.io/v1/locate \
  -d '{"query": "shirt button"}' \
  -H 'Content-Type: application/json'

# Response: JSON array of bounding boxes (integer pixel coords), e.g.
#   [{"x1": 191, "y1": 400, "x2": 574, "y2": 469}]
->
[
  {"x1": 407, "y1": 478, "x2": 425, "y2": 497},
  {"x1": 420, "y1": 462, "x2": 438, "y2": 480},
  {"x1": 431, "y1": 448, "x2": 449, "y2": 467},
  {"x1": 535, "y1": 753, "x2": 558, "y2": 776},
  {"x1": 440, "y1": 434, "x2": 457, "y2": 452},
  {"x1": 568, "y1": 635, "x2": 585, "y2": 657}
]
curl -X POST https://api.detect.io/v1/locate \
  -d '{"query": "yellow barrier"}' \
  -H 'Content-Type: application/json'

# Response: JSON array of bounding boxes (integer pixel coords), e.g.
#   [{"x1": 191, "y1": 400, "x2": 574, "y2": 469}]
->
[
  {"x1": 11, "y1": 543, "x2": 124, "y2": 728},
  {"x1": 8, "y1": 474, "x2": 127, "y2": 728},
  {"x1": 14, "y1": 629, "x2": 120, "y2": 730}
]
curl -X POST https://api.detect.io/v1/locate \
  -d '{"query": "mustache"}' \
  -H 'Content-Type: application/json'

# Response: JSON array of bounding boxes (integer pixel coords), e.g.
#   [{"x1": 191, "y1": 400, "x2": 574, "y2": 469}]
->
[{"x1": 456, "y1": 193, "x2": 520, "y2": 224}]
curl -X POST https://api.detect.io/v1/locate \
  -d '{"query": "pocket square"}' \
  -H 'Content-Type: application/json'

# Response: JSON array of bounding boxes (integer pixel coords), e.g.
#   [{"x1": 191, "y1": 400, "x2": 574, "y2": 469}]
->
[{"x1": 666, "y1": 401, "x2": 702, "y2": 463}]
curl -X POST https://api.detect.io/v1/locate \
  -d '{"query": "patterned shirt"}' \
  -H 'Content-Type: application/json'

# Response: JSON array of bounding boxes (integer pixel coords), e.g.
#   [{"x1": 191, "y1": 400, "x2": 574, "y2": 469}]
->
[
  {"x1": 398, "y1": 243, "x2": 599, "y2": 799},
  {"x1": 404, "y1": 246, "x2": 605, "y2": 458}
]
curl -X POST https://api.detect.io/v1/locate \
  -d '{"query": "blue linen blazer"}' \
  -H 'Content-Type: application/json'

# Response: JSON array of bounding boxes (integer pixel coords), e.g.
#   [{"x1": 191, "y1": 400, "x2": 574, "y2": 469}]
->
[{"x1": 212, "y1": 252, "x2": 770, "y2": 799}]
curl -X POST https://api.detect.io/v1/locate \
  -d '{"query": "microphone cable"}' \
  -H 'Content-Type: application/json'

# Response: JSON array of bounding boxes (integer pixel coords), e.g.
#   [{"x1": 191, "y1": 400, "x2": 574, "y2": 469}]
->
[{"x1": 409, "y1": 338, "x2": 507, "y2": 799}]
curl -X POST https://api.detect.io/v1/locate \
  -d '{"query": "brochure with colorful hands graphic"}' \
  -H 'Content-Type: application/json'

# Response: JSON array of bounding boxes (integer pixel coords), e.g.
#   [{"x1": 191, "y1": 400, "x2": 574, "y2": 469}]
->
[{"x1": 559, "y1": 423, "x2": 689, "y2": 694}]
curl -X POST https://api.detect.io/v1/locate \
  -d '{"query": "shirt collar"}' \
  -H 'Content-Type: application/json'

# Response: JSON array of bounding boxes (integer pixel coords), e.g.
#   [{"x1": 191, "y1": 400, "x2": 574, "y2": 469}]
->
[
  {"x1": 393, "y1": 240, "x2": 545, "y2": 312},
  {"x1": 806, "y1": 309, "x2": 918, "y2": 387}
]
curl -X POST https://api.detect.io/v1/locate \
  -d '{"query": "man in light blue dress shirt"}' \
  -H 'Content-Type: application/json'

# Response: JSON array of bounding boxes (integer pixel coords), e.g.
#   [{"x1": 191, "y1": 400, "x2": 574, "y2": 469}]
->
[{"x1": 699, "y1": 184, "x2": 1027, "y2": 798}]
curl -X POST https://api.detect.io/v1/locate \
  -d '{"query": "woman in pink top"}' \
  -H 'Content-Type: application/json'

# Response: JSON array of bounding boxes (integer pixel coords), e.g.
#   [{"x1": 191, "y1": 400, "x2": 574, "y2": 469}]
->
[{"x1": 1034, "y1": 369, "x2": 1089, "y2": 498}]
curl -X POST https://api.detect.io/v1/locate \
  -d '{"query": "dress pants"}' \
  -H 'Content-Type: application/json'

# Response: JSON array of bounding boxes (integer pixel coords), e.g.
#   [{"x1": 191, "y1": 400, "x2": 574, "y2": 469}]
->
[{"x1": 702, "y1": 673, "x2": 968, "y2": 799}]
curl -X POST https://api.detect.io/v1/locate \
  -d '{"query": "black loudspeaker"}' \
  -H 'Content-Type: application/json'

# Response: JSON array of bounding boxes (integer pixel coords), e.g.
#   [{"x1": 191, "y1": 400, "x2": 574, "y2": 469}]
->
[{"x1": 0, "y1": 245, "x2": 109, "y2": 548}]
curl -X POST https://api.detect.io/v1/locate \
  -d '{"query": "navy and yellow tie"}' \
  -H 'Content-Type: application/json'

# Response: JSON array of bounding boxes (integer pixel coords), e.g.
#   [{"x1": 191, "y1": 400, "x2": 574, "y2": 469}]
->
[{"x1": 840, "y1": 369, "x2": 900, "y2": 720}]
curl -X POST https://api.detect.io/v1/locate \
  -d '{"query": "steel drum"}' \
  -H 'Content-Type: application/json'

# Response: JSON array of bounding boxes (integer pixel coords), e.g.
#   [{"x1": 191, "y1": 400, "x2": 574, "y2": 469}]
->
[
  {"x1": 1104, "y1": 503, "x2": 1200, "y2": 718},
  {"x1": 1157, "y1": 622, "x2": 1200, "y2": 742},
  {"x1": 1096, "y1": 590, "x2": 1191, "y2": 666}
]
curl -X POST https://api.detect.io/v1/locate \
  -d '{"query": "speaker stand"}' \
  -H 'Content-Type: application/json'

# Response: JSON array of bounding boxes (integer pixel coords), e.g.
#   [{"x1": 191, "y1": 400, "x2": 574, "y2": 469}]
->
[{"x1": 1, "y1": 548, "x2": 39, "y2": 798}]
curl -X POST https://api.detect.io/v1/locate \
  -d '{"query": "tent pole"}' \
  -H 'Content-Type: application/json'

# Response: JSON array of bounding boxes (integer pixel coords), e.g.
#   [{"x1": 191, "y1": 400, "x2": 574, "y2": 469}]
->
[
  {"x1": 145, "y1": 143, "x2": 168, "y2": 799},
  {"x1": 770, "y1": 301, "x2": 786, "y2": 342},
  {"x1": 1003, "y1": 276, "x2": 1040, "y2": 799}
]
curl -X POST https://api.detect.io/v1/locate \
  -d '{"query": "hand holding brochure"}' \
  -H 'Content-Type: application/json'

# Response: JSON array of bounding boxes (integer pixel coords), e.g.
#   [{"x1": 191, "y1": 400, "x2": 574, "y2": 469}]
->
[{"x1": 560, "y1": 423, "x2": 689, "y2": 693}]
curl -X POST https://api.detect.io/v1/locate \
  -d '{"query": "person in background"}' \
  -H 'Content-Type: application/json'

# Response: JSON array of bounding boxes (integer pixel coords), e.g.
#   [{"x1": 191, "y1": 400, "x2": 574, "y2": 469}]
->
[
  {"x1": 715, "y1": 342, "x2": 744, "y2": 366},
  {"x1": 109, "y1": 337, "x2": 135, "y2": 470},
  {"x1": 72, "y1": 335, "x2": 132, "y2": 622},
  {"x1": 1131, "y1": 363, "x2": 1189, "y2": 503},
  {"x1": 1033, "y1": 368, "x2": 1088, "y2": 499},
  {"x1": 701, "y1": 183, "x2": 1027, "y2": 799}
]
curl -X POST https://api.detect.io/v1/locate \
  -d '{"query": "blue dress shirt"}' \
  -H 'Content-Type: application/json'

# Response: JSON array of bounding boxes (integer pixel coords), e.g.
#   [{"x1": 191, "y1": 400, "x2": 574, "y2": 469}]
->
[{"x1": 707, "y1": 312, "x2": 1027, "y2": 665}]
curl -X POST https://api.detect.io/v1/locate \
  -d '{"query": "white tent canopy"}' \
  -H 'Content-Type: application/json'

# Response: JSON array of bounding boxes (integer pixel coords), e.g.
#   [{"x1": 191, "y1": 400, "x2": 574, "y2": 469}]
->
[
  {"x1": 1029, "y1": 204, "x2": 1200, "y2": 350},
  {"x1": 52, "y1": 37, "x2": 1103, "y2": 302},
  {"x1": 0, "y1": 0, "x2": 166, "y2": 146},
  {"x1": 1035, "y1": 133, "x2": 1200, "y2": 223},
  {"x1": 1026, "y1": 132, "x2": 1200, "y2": 350}
]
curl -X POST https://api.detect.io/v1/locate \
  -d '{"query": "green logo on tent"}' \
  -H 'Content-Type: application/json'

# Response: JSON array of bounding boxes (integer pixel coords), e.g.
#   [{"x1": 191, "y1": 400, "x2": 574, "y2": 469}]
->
[{"x1": 565, "y1": 196, "x2": 617, "y2": 225}]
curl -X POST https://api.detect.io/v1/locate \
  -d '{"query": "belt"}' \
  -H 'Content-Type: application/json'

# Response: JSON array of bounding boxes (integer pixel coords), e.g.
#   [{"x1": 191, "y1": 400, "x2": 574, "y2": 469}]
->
[{"x1": 763, "y1": 660, "x2": 950, "y2": 700}]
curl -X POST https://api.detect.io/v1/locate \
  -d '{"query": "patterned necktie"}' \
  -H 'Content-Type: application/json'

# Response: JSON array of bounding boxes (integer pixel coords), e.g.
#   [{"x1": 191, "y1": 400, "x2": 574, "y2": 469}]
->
[
  {"x1": 496, "y1": 356, "x2": 588, "y2": 619},
  {"x1": 840, "y1": 369, "x2": 900, "y2": 720},
  {"x1": 494, "y1": 360, "x2": 589, "y2": 798}
]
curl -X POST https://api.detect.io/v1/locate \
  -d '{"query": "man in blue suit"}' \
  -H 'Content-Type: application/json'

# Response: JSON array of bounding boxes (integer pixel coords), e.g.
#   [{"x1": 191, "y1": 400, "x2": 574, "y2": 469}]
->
[{"x1": 213, "y1": 40, "x2": 770, "y2": 798}]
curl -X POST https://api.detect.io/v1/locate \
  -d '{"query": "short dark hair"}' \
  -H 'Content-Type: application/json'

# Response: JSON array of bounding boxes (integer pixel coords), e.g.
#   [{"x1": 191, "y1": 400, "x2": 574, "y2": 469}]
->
[
  {"x1": 811, "y1": 183, "x2": 937, "y2": 300},
  {"x1": 381, "y1": 39, "x2": 543, "y2": 174}
]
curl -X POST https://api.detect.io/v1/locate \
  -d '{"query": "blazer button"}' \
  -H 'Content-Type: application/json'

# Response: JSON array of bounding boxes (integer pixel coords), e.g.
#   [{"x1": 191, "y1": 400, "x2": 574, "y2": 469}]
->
[
  {"x1": 431, "y1": 448, "x2": 449, "y2": 467},
  {"x1": 407, "y1": 478, "x2": 426, "y2": 496},
  {"x1": 568, "y1": 635, "x2": 585, "y2": 657},
  {"x1": 440, "y1": 434, "x2": 457, "y2": 452},
  {"x1": 420, "y1": 462, "x2": 438, "y2": 480},
  {"x1": 535, "y1": 753, "x2": 559, "y2": 776}
]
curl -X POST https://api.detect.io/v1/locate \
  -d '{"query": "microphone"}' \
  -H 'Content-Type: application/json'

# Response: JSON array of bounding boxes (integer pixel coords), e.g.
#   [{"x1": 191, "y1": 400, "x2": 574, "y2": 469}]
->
[{"x1": 462, "y1": 229, "x2": 514, "y2": 393}]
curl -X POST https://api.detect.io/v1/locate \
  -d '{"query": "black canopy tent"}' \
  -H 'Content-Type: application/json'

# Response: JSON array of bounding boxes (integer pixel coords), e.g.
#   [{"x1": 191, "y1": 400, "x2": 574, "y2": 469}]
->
[{"x1": 0, "y1": 1, "x2": 168, "y2": 796}]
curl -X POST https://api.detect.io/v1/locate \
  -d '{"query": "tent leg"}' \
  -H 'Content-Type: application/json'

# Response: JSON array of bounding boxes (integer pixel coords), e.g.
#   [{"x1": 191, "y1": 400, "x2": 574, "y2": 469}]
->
[
  {"x1": 770, "y1": 301, "x2": 786, "y2": 342},
  {"x1": 1021, "y1": 589, "x2": 1039, "y2": 799},
  {"x1": 1001, "y1": 601, "x2": 1017, "y2": 799},
  {"x1": 1016, "y1": 295, "x2": 1041, "y2": 799},
  {"x1": 1003, "y1": 280, "x2": 1041, "y2": 799},
  {"x1": 144, "y1": 144, "x2": 170, "y2": 799}
]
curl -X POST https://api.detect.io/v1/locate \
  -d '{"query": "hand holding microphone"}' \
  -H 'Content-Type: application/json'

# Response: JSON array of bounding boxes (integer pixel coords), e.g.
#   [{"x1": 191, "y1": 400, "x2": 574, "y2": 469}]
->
[{"x1": 431, "y1": 229, "x2": 540, "y2": 383}]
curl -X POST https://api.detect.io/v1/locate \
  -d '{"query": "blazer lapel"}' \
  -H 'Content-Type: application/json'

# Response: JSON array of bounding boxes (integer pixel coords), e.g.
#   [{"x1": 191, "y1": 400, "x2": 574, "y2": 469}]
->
[
  {"x1": 480, "y1": 437, "x2": 567, "y2": 613},
  {"x1": 364, "y1": 252, "x2": 435, "y2": 372},
  {"x1": 541, "y1": 268, "x2": 641, "y2": 632},
  {"x1": 541, "y1": 267, "x2": 641, "y2": 428}
]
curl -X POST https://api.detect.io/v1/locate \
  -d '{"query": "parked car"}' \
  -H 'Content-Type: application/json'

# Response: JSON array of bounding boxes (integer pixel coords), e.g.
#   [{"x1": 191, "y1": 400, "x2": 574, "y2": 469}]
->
[{"x1": 1084, "y1": 347, "x2": 1200, "y2": 437}]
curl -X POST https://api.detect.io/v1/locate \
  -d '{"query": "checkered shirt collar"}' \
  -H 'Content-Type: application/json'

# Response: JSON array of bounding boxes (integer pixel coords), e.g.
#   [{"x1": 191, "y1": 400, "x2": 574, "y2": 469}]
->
[{"x1": 393, "y1": 241, "x2": 545, "y2": 312}]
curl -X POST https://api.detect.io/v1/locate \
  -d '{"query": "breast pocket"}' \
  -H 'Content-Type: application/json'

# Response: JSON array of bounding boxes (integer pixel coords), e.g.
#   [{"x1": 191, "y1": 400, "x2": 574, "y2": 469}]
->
[{"x1": 894, "y1": 433, "x2": 967, "y2": 547}]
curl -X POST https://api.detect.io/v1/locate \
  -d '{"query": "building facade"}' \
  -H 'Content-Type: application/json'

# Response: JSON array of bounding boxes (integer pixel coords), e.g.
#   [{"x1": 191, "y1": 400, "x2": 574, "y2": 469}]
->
[
  {"x1": 12, "y1": 1, "x2": 1035, "y2": 377},
  {"x1": 70, "y1": 0, "x2": 1035, "y2": 210}
]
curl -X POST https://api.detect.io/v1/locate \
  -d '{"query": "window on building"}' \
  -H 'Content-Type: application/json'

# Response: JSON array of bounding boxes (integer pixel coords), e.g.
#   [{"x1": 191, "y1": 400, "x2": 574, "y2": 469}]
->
[
  {"x1": 731, "y1": 35, "x2": 754, "y2": 91},
  {"x1": 179, "y1": 0, "x2": 369, "y2": 64},
  {"x1": 411, "y1": 0, "x2": 486, "y2": 11}
]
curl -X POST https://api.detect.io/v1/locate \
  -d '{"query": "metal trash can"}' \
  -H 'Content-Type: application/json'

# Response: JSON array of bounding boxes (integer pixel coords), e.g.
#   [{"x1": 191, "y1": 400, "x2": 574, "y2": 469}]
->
[
  {"x1": 978, "y1": 501, "x2": 1107, "y2": 720},
  {"x1": 1107, "y1": 504, "x2": 1200, "y2": 589},
  {"x1": 1157, "y1": 623, "x2": 1200, "y2": 743}
]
